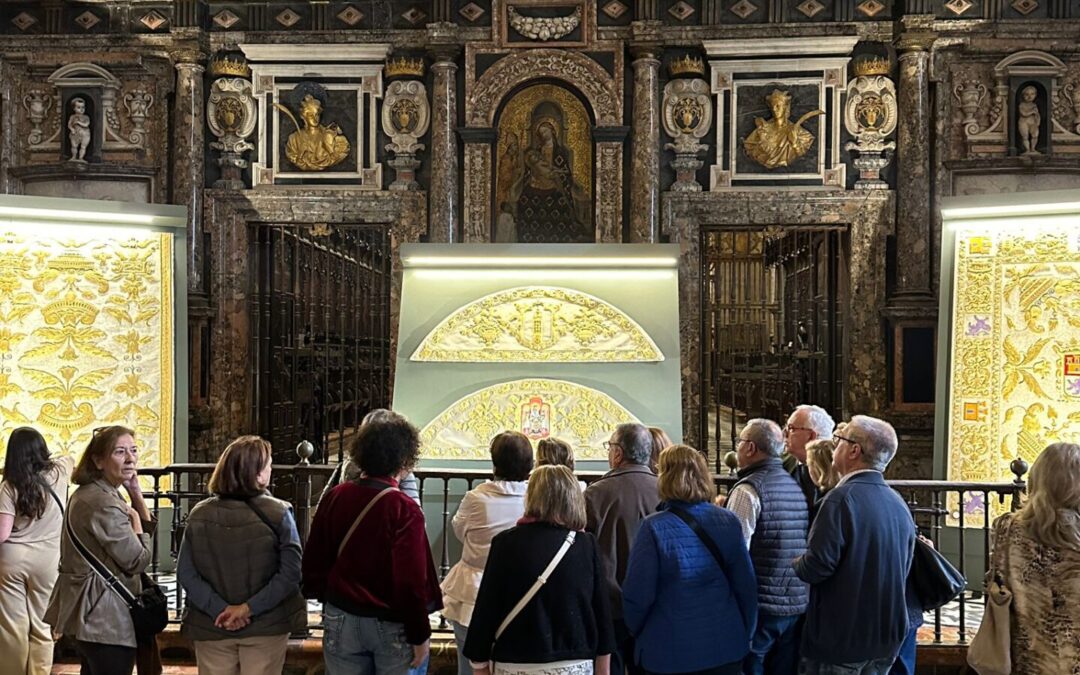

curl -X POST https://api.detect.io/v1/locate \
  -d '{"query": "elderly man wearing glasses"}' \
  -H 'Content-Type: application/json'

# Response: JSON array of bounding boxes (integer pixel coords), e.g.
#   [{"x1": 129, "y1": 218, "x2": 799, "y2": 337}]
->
[
  {"x1": 780, "y1": 405, "x2": 836, "y2": 511},
  {"x1": 585, "y1": 423, "x2": 658, "y2": 675},
  {"x1": 792, "y1": 415, "x2": 916, "y2": 675}
]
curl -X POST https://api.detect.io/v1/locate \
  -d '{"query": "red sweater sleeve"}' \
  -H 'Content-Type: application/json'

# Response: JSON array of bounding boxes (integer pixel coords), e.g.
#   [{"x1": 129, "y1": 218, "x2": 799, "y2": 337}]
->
[{"x1": 393, "y1": 502, "x2": 440, "y2": 644}]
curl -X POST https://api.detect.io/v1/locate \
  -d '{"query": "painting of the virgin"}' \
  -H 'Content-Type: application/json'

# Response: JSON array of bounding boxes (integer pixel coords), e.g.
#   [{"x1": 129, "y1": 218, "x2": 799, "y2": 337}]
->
[{"x1": 494, "y1": 85, "x2": 592, "y2": 243}]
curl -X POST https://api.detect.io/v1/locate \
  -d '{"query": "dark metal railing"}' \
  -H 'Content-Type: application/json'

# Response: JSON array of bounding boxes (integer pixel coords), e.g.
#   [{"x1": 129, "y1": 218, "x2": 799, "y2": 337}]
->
[{"x1": 137, "y1": 461, "x2": 1026, "y2": 648}]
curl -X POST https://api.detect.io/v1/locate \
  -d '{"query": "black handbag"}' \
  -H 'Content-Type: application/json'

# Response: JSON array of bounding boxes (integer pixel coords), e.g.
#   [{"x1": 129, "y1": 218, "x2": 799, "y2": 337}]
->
[
  {"x1": 910, "y1": 536, "x2": 966, "y2": 611},
  {"x1": 54, "y1": 488, "x2": 169, "y2": 642}
]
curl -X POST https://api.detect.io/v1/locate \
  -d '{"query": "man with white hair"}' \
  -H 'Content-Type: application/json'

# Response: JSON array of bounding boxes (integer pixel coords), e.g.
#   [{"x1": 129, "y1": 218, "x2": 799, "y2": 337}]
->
[
  {"x1": 793, "y1": 415, "x2": 916, "y2": 675},
  {"x1": 781, "y1": 404, "x2": 835, "y2": 511},
  {"x1": 725, "y1": 419, "x2": 809, "y2": 675}
]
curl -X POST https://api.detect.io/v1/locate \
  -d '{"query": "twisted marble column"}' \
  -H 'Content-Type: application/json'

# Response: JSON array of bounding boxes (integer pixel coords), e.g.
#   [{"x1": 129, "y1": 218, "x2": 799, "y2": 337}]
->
[
  {"x1": 173, "y1": 57, "x2": 206, "y2": 294},
  {"x1": 894, "y1": 42, "x2": 933, "y2": 298},
  {"x1": 428, "y1": 53, "x2": 459, "y2": 243},
  {"x1": 629, "y1": 47, "x2": 661, "y2": 243}
]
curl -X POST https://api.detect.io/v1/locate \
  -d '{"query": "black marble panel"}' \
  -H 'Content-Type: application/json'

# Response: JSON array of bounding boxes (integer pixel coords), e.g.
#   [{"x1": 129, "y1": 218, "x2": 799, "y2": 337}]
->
[
  {"x1": 64, "y1": 3, "x2": 109, "y2": 34},
  {"x1": 734, "y1": 83, "x2": 823, "y2": 176}
]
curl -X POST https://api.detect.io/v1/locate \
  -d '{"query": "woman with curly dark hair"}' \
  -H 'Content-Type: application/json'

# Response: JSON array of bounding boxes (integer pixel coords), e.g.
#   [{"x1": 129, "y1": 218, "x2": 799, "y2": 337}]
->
[
  {"x1": 302, "y1": 412, "x2": 442, "y2": 675},
  {"x1": 0, "y1": 427, "x2": 73, "y2": 675}
]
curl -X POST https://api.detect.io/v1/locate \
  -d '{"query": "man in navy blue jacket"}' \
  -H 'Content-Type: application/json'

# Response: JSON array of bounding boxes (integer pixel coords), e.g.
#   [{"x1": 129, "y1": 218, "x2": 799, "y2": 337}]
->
[{"x1": 792, "y1": 415, "x2": 916, "y2": 675}]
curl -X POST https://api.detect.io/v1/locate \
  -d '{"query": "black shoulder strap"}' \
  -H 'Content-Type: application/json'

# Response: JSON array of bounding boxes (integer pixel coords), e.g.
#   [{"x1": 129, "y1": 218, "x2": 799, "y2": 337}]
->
[
  {"x1": 667, "y1": 505, "x2": 727, "y2": 572},
  {"x1": 245, "y1": 497, "x2": 280, "y2": 536},
  {"x1": 63, "y1": 505, "x2": 138, "y2": 606},
  {"x1": 46, "y1": 485, "x2": 65, "y2": 514}
]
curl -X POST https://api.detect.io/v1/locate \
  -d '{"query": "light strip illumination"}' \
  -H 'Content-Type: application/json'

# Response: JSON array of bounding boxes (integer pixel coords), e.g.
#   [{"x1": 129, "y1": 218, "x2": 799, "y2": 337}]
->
[
  {"x1": 403, "y1": 255, "x2": 679, "y2": 269},
  {"x1": 946, "y1": 214, "x2": 1080, "y2": 232},
  {"x1": 0, "y1": 205, "x2": 158, "y2": 225},
  {"x1": 941, "y1": 201, "x2": 1080, "y2": 220},
  {"x1": 413, "y1": 269, "x2": 676, "y2": 282}
]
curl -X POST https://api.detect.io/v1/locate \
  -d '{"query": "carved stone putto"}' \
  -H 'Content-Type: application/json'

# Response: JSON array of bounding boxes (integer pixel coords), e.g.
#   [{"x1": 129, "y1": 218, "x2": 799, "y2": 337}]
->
[
  {"x1": 207, "y1": 77, "x2": 257, "y2": 188},
  {"x1": 844, "y1": 71, "x2": 897, "y2": 189},
  {"x1": 381, "y1": 79, "x2": 430, "y2": 191},
  {"x1": 662, "y1": 78, "x2": 712, "y2": 192}
]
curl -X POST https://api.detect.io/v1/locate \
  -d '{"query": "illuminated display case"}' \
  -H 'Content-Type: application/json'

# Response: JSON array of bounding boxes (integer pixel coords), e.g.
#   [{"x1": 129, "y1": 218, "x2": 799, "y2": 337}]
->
[
  {"x1": 393, "y1": 244, "x2": 683, "y2": 465},
  {"x1": 935, "y1": 189, "x2": 1080, "y2": 525},
  {"x1": 0, "y1": 195, "x2": 188, "y2": 471}
]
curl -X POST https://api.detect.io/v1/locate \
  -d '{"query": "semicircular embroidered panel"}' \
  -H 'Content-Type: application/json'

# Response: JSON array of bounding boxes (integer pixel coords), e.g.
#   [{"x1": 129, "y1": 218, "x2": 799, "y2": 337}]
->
[
  {"x1": 411, "y1": 286, "x2": 663, "y2": 362},
  {"x1": 419, "y1": 378, "x2": 640, "y2": 459}
]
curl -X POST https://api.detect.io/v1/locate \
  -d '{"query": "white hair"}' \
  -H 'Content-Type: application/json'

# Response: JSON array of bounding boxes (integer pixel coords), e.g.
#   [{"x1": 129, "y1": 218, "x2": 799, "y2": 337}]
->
[
  {"x1": 743, "y1": 418, "x2": 784, "y2": 457},
  {"x1": 848, "y1": 415, "x2": 898, "y2": 471},
  {"x1": 793, "y1": 404, "x2": 835, "y2": 440}
]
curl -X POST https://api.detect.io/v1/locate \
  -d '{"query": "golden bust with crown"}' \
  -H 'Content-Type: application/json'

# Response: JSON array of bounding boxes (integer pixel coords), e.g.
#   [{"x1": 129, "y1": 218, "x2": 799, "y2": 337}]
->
[{"x1": 743, "y1": 89, "x2": 823, "y2": 169}]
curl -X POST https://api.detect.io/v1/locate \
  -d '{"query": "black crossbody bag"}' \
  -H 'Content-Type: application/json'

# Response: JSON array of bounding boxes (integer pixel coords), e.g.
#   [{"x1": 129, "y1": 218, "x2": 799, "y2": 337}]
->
[
  {"x1": 49, "y1": 486, "x2": 169, "y2": 641},
  {"x1": 666, "y1": 505, "x2": 728, "y2": 570}
]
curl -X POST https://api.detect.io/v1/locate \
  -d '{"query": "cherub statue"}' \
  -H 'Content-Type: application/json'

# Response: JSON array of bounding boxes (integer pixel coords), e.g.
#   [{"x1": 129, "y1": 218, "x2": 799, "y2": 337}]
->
[
  {"x1": 67, "y1": 97, "x2": 91, "y2": 161},
  {"x1": 1017, "y1": 85, "x2": 1041, "y2": 155}
]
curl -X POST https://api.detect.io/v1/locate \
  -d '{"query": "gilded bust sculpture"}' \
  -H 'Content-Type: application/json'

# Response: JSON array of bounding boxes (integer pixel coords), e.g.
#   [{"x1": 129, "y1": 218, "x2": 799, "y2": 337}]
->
[
  {"x1": 743, "y1": 89, "x2": 823, "y2": 169},
  {"x1": 275, "y1": 93, "x2": 350, "y2": 171}
]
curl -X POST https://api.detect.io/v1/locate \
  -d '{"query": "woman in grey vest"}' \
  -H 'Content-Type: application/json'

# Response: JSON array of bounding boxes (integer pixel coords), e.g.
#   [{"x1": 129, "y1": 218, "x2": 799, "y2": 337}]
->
[{"x1": 177, "y1": 435, "x2": 306, "y2": 674}]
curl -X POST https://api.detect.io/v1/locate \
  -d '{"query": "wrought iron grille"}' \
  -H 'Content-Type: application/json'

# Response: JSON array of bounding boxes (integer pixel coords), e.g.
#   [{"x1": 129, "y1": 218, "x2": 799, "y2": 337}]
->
[
  {"x1": 700, "y1": 225, "x2": 847, "y2": 467},
  {"x1": 250, "y1": 223, "x2": 392, "y2": 464}
]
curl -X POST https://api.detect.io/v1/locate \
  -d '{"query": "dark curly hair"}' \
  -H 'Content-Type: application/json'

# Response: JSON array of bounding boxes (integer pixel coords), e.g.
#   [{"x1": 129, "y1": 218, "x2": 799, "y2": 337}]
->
[
  {"x1": 2, "y1": 427, "x2": 56, "y2": 520},
  {"x1": 350, "y1": 413, "x2": 420, "y2": 478}
]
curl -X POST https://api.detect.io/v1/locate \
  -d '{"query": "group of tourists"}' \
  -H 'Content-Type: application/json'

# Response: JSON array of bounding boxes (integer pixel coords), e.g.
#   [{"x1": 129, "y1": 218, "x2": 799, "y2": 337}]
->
[{"x1": 1, "y1": 404, "x2": 1078, "y2": 675}]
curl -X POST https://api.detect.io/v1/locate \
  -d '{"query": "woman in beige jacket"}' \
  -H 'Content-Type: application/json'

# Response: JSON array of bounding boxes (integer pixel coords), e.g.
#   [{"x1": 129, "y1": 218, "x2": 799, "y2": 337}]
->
[
  {"x1": 0, "y1": 427, "x2": 73, "y2": 675},
  {"x1": 46, "y1": 425, "x2": 156, "y2": 675}
]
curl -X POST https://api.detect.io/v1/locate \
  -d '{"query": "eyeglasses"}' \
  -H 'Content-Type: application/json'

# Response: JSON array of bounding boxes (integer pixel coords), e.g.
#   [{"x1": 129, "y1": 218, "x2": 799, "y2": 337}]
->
[
  {"x1": 833, "y1": 432, "x2": 858, "y2": 446},
  {"x1": 783, "y1": 425, "x2": 812, "y2": 435},
  {"x1": 603, "y1": 441, "x2": 621, "y2": 451},
  {"x1": 737, "y1": 437, "x2": 753, "y2": 444}
]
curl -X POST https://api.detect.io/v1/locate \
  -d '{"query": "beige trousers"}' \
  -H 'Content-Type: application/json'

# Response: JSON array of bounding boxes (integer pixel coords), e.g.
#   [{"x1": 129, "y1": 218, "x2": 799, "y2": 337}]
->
[
  {"x1": 194, "y1": 633, "x2": 290, "y2": 675},
  {"x1": 0, "y1": 539, "x2": 59, "y2": 675}
]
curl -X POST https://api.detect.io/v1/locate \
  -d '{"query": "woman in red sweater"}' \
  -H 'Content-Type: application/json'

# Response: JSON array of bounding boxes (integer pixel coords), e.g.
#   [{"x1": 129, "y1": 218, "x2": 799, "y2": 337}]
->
[{"x1": 302, "y1": 413, "x2": 442, "y2": 675}]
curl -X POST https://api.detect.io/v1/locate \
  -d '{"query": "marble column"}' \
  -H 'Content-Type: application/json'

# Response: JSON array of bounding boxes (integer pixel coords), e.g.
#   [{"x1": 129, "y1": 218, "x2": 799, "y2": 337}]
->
[
  {"x1": 428, "y1": 48, "x2": 460, "y2": 243},
  {"x1": 629, "y1": 46, "x2": 662, "y2": 243},
  {"x1": 173, "y1": 56, "x2": 206, "y2": 294},
  {"x1": 894, "y1": 33, "x2": 934, "y2": 299}
]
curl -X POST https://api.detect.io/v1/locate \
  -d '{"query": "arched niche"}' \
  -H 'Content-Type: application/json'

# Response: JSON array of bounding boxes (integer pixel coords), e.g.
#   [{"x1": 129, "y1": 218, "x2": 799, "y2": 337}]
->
[{"x1": 462, "y1": 50, "x2": 625, "y2": 244}]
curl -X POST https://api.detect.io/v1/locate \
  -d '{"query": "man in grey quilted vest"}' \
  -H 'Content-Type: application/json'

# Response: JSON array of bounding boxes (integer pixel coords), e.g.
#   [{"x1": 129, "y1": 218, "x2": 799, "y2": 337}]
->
[{"x1": 726, "y1": 418, "x2": 810, "y2": 675}]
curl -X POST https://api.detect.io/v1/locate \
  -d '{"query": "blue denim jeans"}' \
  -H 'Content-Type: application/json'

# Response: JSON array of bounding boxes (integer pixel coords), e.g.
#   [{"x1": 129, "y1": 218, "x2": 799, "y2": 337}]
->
[
  {"x1": 451, "y1": 620, "x2": 472, "y2": 675},
  {"x1": 799, "y1": 657, "x2": 895, "y2": 675},
  {"x1": 322, "y1": 603, "x2": 415, "y2": 675},
  {"x1": 744, "y1": 613, "x2": 801, "y2": 675},
  {"x1": 888, "y1": 626, "x2": 917, "y2": 675}
]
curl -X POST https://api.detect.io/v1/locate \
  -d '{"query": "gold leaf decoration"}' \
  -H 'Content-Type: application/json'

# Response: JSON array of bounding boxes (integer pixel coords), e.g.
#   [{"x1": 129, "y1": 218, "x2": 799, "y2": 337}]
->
[
  {"x1": 412, "y1": 286, "x2": 663, "y2": 363},
  {"x1": 947, "y1": 227, "x2": 1080, "y2": 526},
  {"x1": 0, "y1": 227, "x2": 173, "y2": 468},
  {"x1": 419, "y1": 378, "x2": 640, "y2": 459}
]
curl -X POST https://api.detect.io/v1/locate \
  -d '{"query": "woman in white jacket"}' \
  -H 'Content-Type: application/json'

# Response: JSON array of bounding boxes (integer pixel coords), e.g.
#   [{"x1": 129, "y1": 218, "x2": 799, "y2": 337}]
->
[{"x1": 441, "y1": 431, "x2": 534, "y2": 675}]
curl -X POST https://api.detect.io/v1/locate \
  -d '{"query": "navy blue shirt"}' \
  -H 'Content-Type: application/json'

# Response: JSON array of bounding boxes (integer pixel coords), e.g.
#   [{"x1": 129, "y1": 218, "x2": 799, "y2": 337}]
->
[{"x1": 793, "y1": 471, "x2": 916, "y2": 665}]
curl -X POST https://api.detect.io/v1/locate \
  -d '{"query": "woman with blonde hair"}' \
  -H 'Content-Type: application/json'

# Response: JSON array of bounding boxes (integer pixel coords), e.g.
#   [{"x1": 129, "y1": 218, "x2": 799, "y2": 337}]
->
[
  {"x1": 0, "y1": 428, "x2": 74, "y2": 675},
  {"x1": 177, "y1": 435, "x2": 306, "y2": 674},
  {"x1": 536, "y1": 438, "x2": 586, "y2": 491},
  {"x1": 46, "y1": 425, "x2": 156, "y2": 674},
  {"x1": 623, "y1": 445, "x2": 757, "y2": 675},
  {"x1": 646, "y1": 428, "x2": 673, "y2": 474},
  {"x1": 804, "y1": 439, "x2": 839, "y2": 493},
  {"x1": 984, "y1": 442, "x2": 1080, "y2": 674},
  {"x1": 464, "y1": 465, "x2": 615, "y2": 675}
]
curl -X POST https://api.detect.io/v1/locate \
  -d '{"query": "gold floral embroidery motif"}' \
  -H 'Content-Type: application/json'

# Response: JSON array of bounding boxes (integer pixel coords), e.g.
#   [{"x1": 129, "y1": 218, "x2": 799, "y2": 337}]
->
[
  {"x1": 0, "y1": 227, "x2": 173, "y2": 471},
  {"x1": 412, "y1": 286, "x2": 663, "y2": 362},
  {"x1": 419, "y1": 379, "x2": 640, "y2": 459},
  {"x1": 947, "y1": 228, "x2": 1080, "y2": 525}
]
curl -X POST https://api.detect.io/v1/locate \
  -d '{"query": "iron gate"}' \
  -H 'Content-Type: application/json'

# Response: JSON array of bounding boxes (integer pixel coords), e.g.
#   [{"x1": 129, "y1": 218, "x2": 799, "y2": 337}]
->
[
  {"x1": 700, "y1": 226, "x2": 847, "y2": 467},
  {"x1": 250, "y1": 223, "x2": 392, "y2": 463}
]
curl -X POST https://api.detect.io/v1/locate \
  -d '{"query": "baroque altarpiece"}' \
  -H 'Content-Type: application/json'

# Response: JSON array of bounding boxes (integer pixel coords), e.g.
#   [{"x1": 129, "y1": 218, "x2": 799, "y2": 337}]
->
[{"x1": 1, "y1": 0, "x2": 1079, "y2": 479}]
